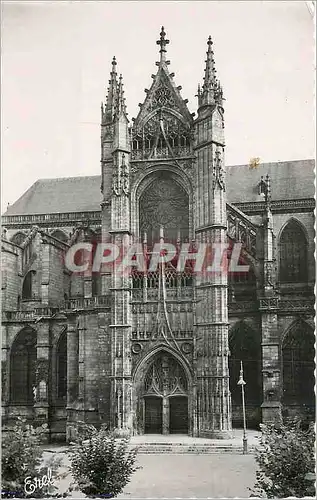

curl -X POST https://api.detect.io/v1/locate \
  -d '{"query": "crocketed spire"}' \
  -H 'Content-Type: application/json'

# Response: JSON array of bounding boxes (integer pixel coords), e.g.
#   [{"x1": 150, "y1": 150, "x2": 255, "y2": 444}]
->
[
  {"x1": 198, "y1": 37, "x2": 224, "y2": 108},
  {"x1": 114, "y1": 74, "x2": 127, "y2": 117}
]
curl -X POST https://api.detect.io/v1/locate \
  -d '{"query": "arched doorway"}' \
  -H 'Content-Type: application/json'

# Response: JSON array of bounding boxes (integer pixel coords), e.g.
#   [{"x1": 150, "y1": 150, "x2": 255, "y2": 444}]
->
[{"x1": 136, "y1": 350, "x2": 189, "y2": 435}]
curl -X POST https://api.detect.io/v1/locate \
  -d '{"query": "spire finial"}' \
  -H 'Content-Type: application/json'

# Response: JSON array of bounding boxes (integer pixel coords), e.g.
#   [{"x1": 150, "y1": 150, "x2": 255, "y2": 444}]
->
[
  {"x1": 198, "y1": 36, "x2": 223, "y2": 109},
  {"x1": 103, "y1": 57, "x2": 118, "y2": 122},
  {"x1": 156, "y1": 26, "x2": 170, "y2": 62}
]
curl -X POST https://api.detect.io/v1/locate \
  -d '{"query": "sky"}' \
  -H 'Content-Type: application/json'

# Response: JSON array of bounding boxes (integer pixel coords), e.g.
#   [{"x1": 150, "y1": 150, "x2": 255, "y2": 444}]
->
[{"x1": 1, "y1": 1, "x2": 315, "y2": 213}]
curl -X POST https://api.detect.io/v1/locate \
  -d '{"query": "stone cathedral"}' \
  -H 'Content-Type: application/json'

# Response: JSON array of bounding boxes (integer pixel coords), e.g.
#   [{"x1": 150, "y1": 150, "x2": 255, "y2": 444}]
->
[{"x1": 1, "y1": 28, "x2": 315, "y2": 442}]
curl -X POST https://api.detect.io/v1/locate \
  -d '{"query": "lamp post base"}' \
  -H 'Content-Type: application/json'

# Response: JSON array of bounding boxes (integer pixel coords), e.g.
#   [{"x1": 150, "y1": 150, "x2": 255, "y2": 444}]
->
[{"x1": 243, "y1": 437, "x2": 248, "y2": 454}]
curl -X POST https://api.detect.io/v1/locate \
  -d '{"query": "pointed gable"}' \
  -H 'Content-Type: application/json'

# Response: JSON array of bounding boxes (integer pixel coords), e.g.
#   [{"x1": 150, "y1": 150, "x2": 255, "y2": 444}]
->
[
  {"x1": 131, "y1": 27, "x2": 194, "y2": 162},
  {"x1": 135, "y1": 66, "x2": 193, "y2": 127}
]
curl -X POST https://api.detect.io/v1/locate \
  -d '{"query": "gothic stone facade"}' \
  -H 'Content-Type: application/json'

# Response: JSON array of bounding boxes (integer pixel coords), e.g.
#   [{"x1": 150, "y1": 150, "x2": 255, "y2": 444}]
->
[{"x1": 2, "y1": 29, "x2": 315, "y2": 441}]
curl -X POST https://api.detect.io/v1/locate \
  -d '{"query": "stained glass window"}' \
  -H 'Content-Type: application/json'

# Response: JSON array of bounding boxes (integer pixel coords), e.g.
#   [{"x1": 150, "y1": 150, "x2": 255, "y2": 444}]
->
[
  {"x1": 282, "y1": 321, "x2": 314, "y2": 407},
  {"x1": 57, "y1": 331, "x2": 67, "y2": 401},
  {"x1": 10, "y1": 232, "x2": 27, "y2": 246},
  {"x1": 279, "y1": 220, "x2": 308, "y2": 283},
  {"x1": 139, "y1": 172, "x2": 189, "y2": 246},
  {"x1": 22, "y1": 271, "x2": 34, "y2": 300},
  {"x1": 229, "y1": 321, "x2": 261, "y2": 405},
  {"x1": 10, "y1": 329, "x2": 36, "y2": 403}
]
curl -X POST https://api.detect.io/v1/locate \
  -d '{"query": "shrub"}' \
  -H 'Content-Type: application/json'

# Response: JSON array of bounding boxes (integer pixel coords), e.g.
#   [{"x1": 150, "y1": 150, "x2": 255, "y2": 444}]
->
[
  {"x1": 1, "y1": 417, "x2": 62, "y2": 498},
  {"x1": 250, "y1": 419, "x2": 315, "y2": 498},
  {"x1": 69, "y1": 425, "x2": 139, "y2": 498}
]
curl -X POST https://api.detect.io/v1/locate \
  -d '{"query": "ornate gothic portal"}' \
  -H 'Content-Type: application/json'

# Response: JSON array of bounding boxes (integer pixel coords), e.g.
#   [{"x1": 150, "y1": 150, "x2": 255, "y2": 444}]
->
[
  {"x1": 139, "y1": 172, "x2": 189, "y2": 245},
  {"x1": 137, "y1": 352, "x2": 189, "y2": 435}
]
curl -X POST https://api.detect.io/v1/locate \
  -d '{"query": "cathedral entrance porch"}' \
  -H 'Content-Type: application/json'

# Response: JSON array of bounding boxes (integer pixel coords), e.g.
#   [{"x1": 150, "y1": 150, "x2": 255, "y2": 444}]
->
[
  {"x1": 144, "y1": 394, "x2": 189, "y2": 435},
  {"x1": 133, "y1": 348, "x2": 193, "y2": 436},
  {"x1": 144, "y1": 396, "x2": 162, "y2": 434},
  {"x1": 169, "y1": 396, "x2": 188, "y2": 434}
]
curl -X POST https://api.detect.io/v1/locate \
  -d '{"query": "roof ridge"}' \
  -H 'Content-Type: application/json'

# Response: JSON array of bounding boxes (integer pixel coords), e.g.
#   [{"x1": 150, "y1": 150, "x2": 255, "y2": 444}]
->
[
  {"x1": 227, "y1": 158, "x2": 315, "y2": 168},
  {"x1": 37, "y1": 174, "x2": 101, "y2": 182}
]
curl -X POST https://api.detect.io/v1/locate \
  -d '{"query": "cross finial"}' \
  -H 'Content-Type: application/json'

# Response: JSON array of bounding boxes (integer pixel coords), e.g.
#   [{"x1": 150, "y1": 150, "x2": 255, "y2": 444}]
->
[
  {"x1": 156, "y1": 26, "x2": 170, "y2": 62},
  {"x1": 111, "y1": 56, "x2": 117, "y2": 73}
]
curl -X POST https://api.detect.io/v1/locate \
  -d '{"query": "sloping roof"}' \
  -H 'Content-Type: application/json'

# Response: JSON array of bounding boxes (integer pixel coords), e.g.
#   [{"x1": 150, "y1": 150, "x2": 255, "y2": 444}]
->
[
  {"x1": 3, "y1": 159, "x2": 315, "y2": 217},
  {"x1": 227, "y1": 159, "x2": 315, "y2": 203},
  {"x1": 4, "y1": 176, "x2": 102, "y2": 216}
]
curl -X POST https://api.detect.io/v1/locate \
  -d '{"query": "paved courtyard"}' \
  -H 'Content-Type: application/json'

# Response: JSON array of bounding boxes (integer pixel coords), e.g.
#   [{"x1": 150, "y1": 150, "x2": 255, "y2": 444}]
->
[
  {"x1": 43, "y1": 449, "x2": 257, "y2": 498},
  {"x1": 118, "y1": 454, "x2": 257, "y2": 499}
]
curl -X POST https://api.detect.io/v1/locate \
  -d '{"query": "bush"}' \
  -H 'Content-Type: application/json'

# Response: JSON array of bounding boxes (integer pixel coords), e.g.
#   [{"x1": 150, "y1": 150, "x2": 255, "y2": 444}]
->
[
  {"x1": 251, "y1": 419, "x2": 315, "y2": 498},
  {"x1": 1, "y1": 417, "x2": 62, "y2": 498},
  {"x1": 69, "y1": 425, "x2": 139, "y2": 498}
]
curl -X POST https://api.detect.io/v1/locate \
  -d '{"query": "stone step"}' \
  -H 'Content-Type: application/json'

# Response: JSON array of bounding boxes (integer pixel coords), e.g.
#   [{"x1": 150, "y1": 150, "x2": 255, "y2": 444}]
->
[{"x1": 128, "y1": 443, "x2": 256, "y2": 454}]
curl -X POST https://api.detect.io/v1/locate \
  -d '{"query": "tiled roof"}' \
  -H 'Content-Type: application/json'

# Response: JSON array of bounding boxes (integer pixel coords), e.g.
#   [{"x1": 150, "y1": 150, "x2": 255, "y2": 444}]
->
[
  {"x1": 3, "y1": 160, "x2": 315, "y2": 216},
  {"x1": 4, "y1": 176, "x2": 102, "y2": 216},
  {"x1": 227, "y1": 159, "x2": 315, "y2": 203}
]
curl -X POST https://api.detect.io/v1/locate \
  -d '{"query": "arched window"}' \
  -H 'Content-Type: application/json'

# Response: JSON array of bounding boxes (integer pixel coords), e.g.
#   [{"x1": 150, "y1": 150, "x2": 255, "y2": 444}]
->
[
  {"x1": 282, "y1": 321, "x2": 314, "y2": 409},
  {"x1": 139, "y1": 172, "x2": 189, "y2": 247},
  {"x1": 279, "y1": 220, "x2": 308, "y2": 283},
  {"x1": 22, "y1": 271, "x2": 34, "y2": 300},
  {"x1": 10, "y1": 232, "x2": 27, "y2": 246},
  {"x1": 10, "y1": 328, "x2": 36, "y2": 403},
  {"x1": 51, "y1": 230, "x2": 68, "y2": 243},
  {"x1": 229, "y1": 322, "x2": 261, "y2": 406},
  {"x1": 92, "y1": 274, "x2": 100, "y2": 297},
  {"x1": 228, "y1": 263, "x2": 257, "y2": 301},
  {"x1": 57, "y1": 331, "x2": 67, "y2": 401}
]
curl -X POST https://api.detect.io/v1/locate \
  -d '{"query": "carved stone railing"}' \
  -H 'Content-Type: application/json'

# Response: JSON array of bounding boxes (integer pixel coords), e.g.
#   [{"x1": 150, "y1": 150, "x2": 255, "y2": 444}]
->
[
  {"x1": 226, "y1": 203, "x2": 259, "y2": 258},
  {"x1": 2, "y1": 210, "x2": 101, "y2": 228},
  {"x1": 3, "y1": 310, "x2": 36, "y2": 322},
  {"x1": 228, "y1": 301, "x2": 259, "y2": 314},
  {"x1": 131, "y1": 330, "x2": 193, "y2": 341},
  {"x1": 63, "y1": 295, "x2": 111, "y2": 310},
  {"x1": 34, "y1": 306, "x2": 60, "y2": 316},
  {"x1": 259, "y1": 297, "x2": 314, "y2": 312},
  {"x1": 132, "y1": 287, "x2": 193, "y2": 302},
  {"x1": 3, "y1": 296, "x2": 111, "y2": 321},
  {"x1": 258, "y1": 297, "x2": 279, "y2": 311},
  {"x1": 131, "y1": 146, "x2": 192, "y2": 161},
  {"x1": 132, "y1": 301, "x2": 193, "y2": 315},
  {"x1": 279, "y1": 298, "x2": 315, "y2": 312},
  {"x1": 233, "y1": 198, "x2": 315, "y2": 216}
]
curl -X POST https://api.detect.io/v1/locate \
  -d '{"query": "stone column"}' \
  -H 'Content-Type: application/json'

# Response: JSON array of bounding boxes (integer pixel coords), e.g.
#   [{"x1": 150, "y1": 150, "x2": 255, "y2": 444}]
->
[
  {"x1": 41, "y1": 243, "x2": 50, "y2": 305},
  {"x1": 162, "y1": 397, "x2": 169, "y2": 435},
  {"x1": 34, "y1": 322, "x2": 50, "y2": 442},
  {"x1": 260, "y1": 302, "x2": 282, "y2": 424},
  {"x1": 1, "y1": 339, "x2": 10, "y2": 422},
  {"x1": 259, "y1": 176, "x2": 282, "y2": 425},
  {"x1": 66, "y1": 316, "x2": 79, "y2": 441}
]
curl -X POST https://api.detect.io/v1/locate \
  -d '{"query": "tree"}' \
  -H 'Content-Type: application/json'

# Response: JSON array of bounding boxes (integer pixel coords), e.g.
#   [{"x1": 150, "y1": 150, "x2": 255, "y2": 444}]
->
[
  {"x1": 69, "y1": 424, "x2": 139, "y2": 498},
  {"x1": 251, "y1": 419, "x2": 315, "y2": 498},
  {"x1": 1, "y1": 418, "x2": 62, "y2": 498}
]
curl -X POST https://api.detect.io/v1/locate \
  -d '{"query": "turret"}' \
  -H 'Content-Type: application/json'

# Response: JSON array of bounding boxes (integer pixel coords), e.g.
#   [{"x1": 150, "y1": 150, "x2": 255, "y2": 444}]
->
[
  {"x1": 197, "y1": 37, "x2": 224, "y2": 112},
  {"x1": 102, "y1": 56, "x2": 118, "y2": 124}
]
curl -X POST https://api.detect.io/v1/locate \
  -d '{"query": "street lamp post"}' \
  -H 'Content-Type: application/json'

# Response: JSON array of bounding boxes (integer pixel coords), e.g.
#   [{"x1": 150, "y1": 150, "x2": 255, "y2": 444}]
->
[{"x1": 237, "y1": 360, "x2": 248, "y2": 454}]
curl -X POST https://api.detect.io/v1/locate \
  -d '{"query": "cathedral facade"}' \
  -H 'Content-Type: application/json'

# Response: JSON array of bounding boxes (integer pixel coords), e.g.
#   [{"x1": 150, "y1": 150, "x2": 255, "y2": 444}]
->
[{"x1": 2, "y1": 28, "x2": 315, "y2": 442}]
